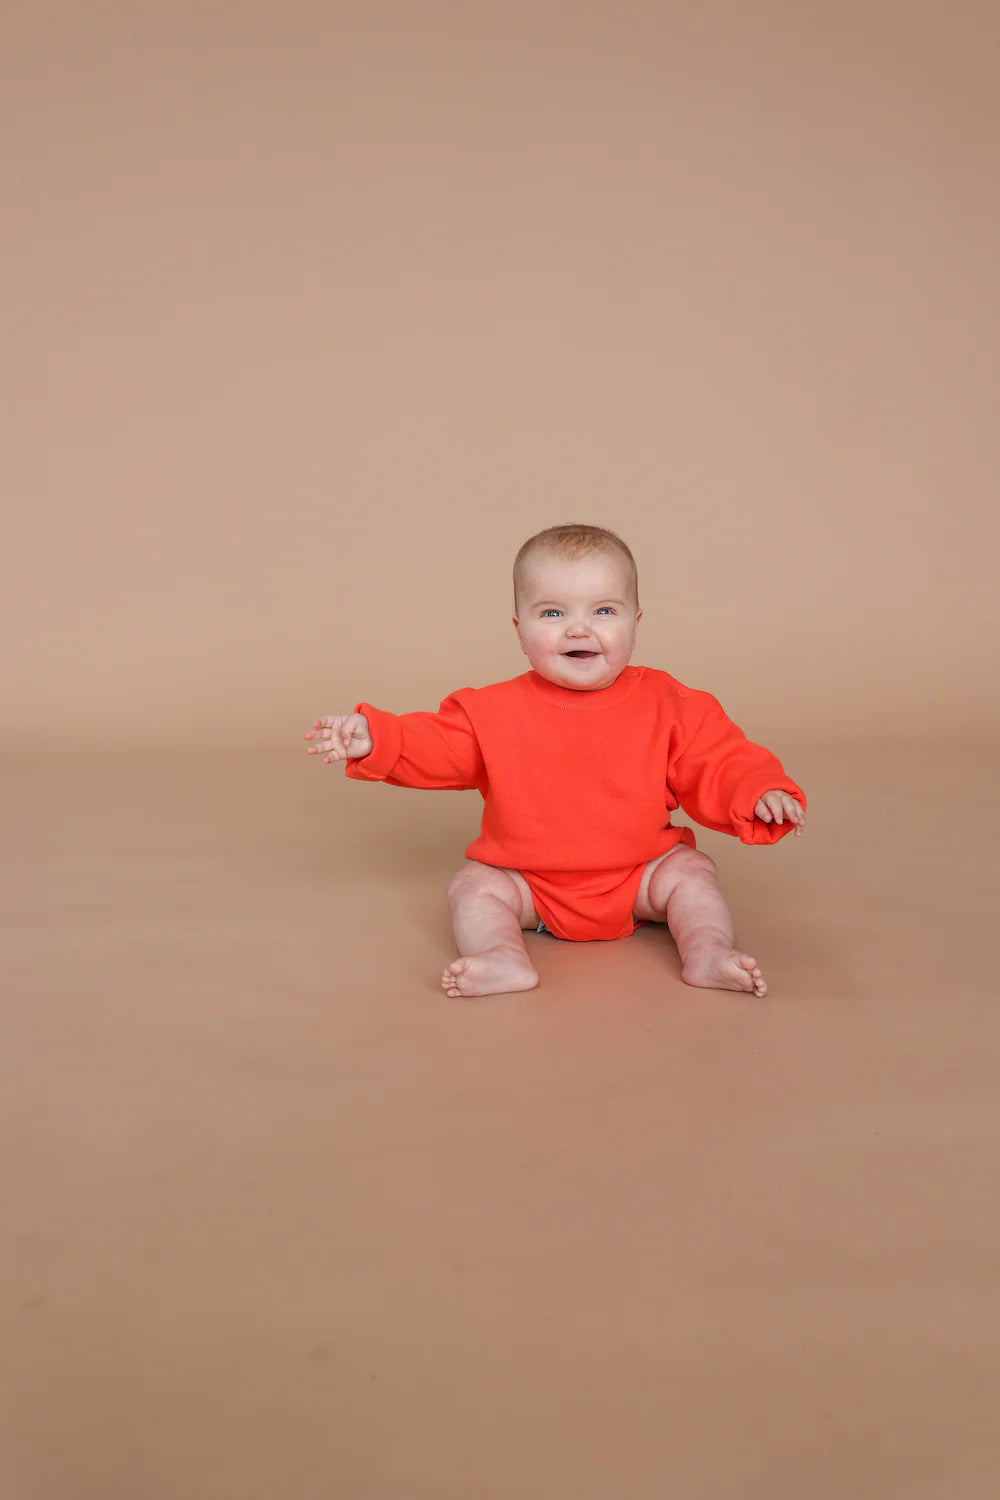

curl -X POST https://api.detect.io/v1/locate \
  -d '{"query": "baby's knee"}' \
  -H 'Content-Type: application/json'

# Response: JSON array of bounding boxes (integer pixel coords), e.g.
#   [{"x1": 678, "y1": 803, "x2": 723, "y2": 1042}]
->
[
  {"x1": 653, "y1": 846, "x2": 718, "y2": 898},
  {"x1": 446, "y1": 861, "x2": 513, "y2": 907}
]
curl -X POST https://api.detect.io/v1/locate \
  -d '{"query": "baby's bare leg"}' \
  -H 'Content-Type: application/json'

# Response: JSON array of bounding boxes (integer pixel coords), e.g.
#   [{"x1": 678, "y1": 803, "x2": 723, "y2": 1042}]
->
[
  {"x1": 638, "y1": 847, "x2": 767, "y2": 997},
  {"x1": 441, "y1": 862, "x2": 540, "y2": 999}
]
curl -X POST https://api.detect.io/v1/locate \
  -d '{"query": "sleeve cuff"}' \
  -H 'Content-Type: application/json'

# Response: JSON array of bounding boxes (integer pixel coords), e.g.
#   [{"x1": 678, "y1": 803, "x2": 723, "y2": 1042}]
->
[{"x1": 343, "y1": 702, "x2": 402, "y2": 783}]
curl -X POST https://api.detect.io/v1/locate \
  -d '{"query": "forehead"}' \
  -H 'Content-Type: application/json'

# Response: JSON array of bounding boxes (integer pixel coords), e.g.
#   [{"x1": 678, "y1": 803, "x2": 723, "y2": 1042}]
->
[{"x1": 521, "y1": 551, "x2": 630, "y2": 599}]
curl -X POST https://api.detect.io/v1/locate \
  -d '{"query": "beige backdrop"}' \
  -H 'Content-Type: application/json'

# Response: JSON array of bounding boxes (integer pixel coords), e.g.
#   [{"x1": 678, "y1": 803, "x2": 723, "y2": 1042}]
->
[
  {"x1": 3, "y1": 0, "x2": 997, "y2": 748},
  {"x1": 6, "y1": 7, "x2": 1000, "y2": 1500}
]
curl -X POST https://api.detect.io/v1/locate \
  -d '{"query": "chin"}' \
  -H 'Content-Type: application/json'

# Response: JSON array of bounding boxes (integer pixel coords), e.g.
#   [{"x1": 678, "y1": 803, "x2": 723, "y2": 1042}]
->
[{"x1": 556, "y1": 663, "x2": 611, "y2": 688}]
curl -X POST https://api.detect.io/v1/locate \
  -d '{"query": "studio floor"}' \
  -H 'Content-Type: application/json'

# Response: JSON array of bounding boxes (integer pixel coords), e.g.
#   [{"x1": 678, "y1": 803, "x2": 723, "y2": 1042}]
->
[{"x1": 5, "y1": 743, "x2": 998, "y2": 1499}]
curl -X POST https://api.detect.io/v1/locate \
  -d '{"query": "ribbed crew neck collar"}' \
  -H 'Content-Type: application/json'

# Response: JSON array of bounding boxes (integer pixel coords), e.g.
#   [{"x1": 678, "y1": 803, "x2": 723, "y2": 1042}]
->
[{"x1": 524, "y1": 665, "x2": 643, "y2": 709}]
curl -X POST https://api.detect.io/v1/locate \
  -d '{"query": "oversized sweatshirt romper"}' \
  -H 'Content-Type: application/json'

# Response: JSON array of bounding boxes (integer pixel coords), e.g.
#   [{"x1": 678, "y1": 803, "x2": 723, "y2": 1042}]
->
[{"x1": 346, "y1": 665, "x2": 807, "y2": 942}]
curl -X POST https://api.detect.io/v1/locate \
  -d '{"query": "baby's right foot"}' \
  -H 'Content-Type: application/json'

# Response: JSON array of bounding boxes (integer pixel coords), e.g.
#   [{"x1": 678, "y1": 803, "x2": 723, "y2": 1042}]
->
[{"x1": 441, "y1": 944, "x2": 539, "y2": 999}]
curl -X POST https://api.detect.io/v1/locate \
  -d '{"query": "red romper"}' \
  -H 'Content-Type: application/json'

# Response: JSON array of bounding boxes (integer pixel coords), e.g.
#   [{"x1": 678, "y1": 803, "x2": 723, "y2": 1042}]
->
[{"x1": 346, "y1": 665, "x2": 806, "y2": 942}]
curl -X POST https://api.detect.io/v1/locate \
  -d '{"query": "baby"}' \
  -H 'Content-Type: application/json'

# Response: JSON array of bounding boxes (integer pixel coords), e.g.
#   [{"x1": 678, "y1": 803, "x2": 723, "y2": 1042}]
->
[{"x1": 305, "y1": 524, "x2": 806, "y2": 1000}]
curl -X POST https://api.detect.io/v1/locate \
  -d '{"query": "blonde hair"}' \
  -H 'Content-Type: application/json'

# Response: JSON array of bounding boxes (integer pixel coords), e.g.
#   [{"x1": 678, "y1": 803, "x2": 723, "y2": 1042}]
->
[{"x1": 513, "y1": 524, "x2": 639, "y2": 613}]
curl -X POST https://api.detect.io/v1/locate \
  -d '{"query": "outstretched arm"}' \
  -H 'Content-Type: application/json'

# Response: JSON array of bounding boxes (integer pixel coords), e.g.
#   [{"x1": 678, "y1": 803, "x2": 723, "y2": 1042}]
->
[
  {"x1": 668, "y1": 697, "x2": 807, "y2": 845},
  {"x1": 304, "y1": 692, "x2": 486, "y2": 792}
]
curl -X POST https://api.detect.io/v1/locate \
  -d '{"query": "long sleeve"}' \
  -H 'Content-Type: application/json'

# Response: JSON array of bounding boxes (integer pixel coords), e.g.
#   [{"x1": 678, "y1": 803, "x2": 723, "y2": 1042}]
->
[
  {"x1": 344, "y1": 691, "x2": 486, "y2": 792},
  {"x1": 667, "y1": 696, "x2": 806, "y2": 845}
]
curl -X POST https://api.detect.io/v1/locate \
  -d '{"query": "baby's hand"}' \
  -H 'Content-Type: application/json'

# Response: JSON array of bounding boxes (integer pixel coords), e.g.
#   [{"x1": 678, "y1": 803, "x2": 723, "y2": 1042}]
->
[
  {"x1": 304, "y1": 713, "x2": 373, "y2": 763},
  {"x1": 755, "y1": 790, "x2": 806, "y2": 837}
]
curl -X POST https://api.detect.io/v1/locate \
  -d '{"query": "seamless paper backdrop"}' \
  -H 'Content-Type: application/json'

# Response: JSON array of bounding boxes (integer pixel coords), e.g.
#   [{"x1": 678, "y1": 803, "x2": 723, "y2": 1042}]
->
[
  {"x1": 6, "y1": 10, "x2": 1000, "y2": 1499},
  {"x1": 3, "y1": 0, "x2": 997, "y2": 747}
]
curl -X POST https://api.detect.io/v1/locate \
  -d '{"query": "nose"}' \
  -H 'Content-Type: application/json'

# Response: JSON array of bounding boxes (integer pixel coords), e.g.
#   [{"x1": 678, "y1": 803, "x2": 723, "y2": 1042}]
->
[{"x1": 565, "y1": 620, "x2": 592, "y2": 638}]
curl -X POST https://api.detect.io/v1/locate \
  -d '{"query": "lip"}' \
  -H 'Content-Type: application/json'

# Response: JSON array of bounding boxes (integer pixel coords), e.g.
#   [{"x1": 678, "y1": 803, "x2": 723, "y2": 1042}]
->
[{"x1": 562, "y1": 650, "x2": 601, "y2": 659}]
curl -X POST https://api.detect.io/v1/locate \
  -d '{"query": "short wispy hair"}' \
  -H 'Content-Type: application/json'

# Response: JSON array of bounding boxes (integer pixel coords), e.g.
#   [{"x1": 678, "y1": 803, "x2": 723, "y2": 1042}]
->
[{"x1": 513, "y1": 524, "x2": 639, "y2": 612}]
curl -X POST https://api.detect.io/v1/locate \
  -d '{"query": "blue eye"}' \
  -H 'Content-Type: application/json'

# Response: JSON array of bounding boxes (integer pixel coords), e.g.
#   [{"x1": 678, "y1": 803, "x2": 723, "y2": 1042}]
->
[{"x1": 541, "y1": 607, "x2": 615, "y2": 618}]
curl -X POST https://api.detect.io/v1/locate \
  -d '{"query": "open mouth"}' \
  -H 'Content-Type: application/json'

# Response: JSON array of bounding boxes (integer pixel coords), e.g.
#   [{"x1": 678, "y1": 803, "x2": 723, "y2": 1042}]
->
[{"x1": 564, "y1": 650, "x2": 599, "y2": 658}]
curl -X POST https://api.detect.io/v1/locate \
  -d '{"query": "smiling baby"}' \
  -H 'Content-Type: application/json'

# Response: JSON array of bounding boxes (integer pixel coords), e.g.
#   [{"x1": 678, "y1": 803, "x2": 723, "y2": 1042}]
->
[{"x1": 305, "y1": 524, "x2": 806, "y2": 999}]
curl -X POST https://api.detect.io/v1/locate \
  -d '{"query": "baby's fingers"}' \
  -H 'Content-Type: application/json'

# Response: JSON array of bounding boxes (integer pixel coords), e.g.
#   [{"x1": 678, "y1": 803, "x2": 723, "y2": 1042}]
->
[
  {"x1": 304, "y1": 716, "x2": 347, "y2": 761},
  {"x1": 781, "y1": 794, "x2": 806, "y2": 827},
  {"x1": 756, "y1": 791, "x2": 805, "y2": 827}
]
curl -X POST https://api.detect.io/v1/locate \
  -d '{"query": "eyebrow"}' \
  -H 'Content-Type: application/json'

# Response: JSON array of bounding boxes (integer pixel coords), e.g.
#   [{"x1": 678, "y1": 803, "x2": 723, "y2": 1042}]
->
[{"x1": 530, "y1": 597, "x2": 627, "y2": 608}]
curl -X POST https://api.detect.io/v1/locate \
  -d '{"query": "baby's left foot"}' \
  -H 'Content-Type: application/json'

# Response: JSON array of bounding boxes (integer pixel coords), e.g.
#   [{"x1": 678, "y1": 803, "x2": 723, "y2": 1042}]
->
[{"x1": 681, "y1": 940, "x2": 767, "y2": 997}]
